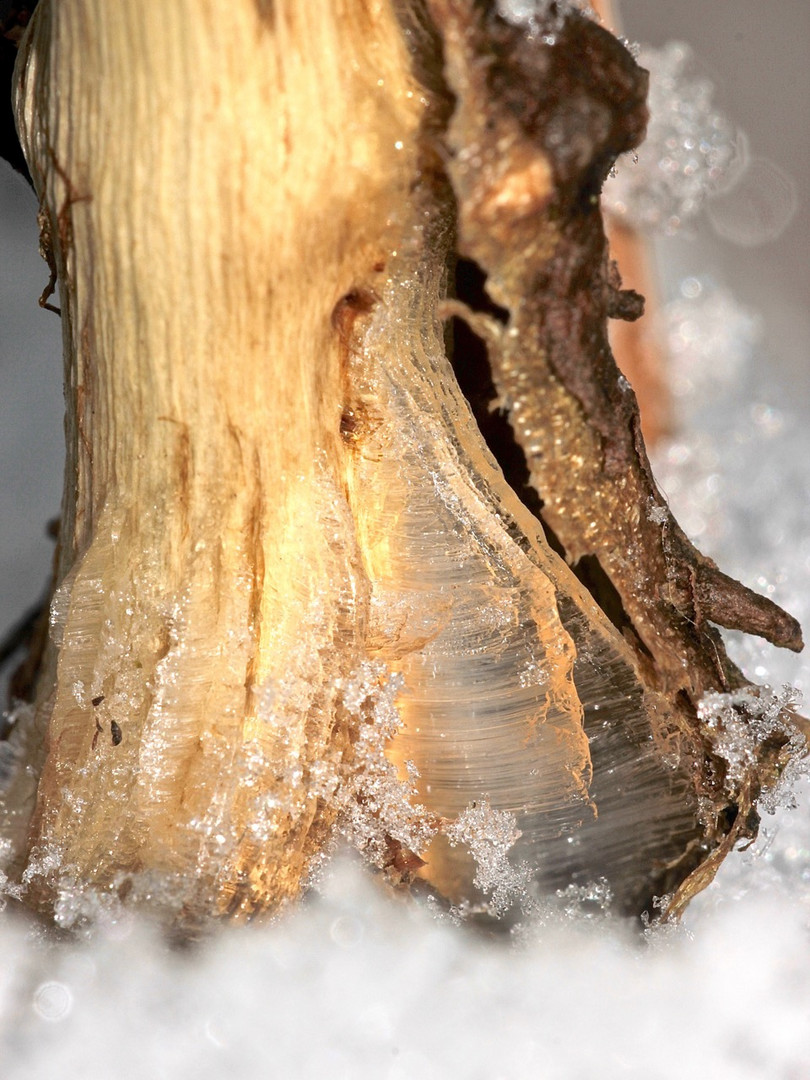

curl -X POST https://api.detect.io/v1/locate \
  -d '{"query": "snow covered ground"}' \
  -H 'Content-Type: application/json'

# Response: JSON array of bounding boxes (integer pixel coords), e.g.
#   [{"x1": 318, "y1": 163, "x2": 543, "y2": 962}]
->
[{"x1": 1, "y1": 5, "x2": 808, "y2": 1077}]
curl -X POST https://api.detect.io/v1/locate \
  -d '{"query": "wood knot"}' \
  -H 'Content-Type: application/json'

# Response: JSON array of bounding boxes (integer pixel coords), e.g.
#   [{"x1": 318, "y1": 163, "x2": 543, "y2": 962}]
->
[{"x1": 331, "y1": 287, "x2": 378, "y2": 343}]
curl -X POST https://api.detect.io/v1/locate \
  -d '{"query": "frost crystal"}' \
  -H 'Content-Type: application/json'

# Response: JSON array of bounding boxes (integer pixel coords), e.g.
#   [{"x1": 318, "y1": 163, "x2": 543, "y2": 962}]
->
[
  {"x1": 555, "y1": 877, "x2": 613, "y2": 920},
  {"x1": 0, "y1": 839, "x2": 24, "y2": 911},
  {"x1": 327, "y1": 662, "x2": 437, "y2": 871},
  {"x1": 445, "y1": 798, "x2": 535, "y2": 918},
  {"x1": 604, "y1": 42, "x2": 745, "y2": 233},
  {"x1": 496, "y1": 0, "x2": 595, "y2": 38},
  {"x1": 647, "y1": 502, "x2": 668, "y2": 526},
  {"x1": 698, "y1": 685, "x2": 807, "y2": 811}
]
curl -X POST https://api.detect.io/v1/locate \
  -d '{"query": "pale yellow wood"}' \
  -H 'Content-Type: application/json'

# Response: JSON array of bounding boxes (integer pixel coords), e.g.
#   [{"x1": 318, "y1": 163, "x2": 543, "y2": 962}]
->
[{"x1": 10, "y1": 0, "x2": 427, "y2": 920}]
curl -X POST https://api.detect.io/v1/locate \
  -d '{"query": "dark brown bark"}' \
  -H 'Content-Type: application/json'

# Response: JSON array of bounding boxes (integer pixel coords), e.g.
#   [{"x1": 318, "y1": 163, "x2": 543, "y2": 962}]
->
[{"x1": 424, "y1": 0, "x2": 803, "y2": 906}]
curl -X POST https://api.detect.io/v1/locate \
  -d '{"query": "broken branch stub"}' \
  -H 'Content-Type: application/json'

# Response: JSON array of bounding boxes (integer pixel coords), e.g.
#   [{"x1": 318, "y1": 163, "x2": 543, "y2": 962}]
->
[{"x1": 1, "y1": 0, "x2": 803, "y2": 926}]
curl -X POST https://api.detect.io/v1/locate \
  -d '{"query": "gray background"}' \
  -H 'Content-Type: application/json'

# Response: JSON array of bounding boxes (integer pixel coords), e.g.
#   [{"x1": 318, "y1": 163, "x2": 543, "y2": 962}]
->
[{"x1": 622, "y1": 0, "x2": 810, "y2": 398}]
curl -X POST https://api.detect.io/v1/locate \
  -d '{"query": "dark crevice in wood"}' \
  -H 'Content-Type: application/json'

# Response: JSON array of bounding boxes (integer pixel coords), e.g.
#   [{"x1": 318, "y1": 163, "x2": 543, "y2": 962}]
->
[
  {"x1": 571, "y1": 553, "x2": 653, "y2": 660},
  {"x1": 453, "y1": 256, "x2": 509, "y2": 325},
  {"x1": 448, "y1": 258, "x2": 659, "y2": 659},
  {"x1": 447, "y1": 264, "x2": 566, "y2": 562}
]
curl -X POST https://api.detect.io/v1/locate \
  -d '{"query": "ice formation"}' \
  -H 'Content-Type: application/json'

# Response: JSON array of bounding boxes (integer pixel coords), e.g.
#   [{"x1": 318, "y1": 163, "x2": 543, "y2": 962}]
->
[{"x1": 5, "y1": 232, "x2": 805, "y2": 1079}]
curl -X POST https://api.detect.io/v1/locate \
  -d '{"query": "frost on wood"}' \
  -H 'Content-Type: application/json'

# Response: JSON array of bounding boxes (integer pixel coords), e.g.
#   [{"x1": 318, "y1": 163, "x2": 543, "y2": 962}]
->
[
  {"x1": 0, "y1": 0, "x2": 803, "y2": 929},
  {"x1": 698, "y1": 686, "x2": 807, "y2": 814}
]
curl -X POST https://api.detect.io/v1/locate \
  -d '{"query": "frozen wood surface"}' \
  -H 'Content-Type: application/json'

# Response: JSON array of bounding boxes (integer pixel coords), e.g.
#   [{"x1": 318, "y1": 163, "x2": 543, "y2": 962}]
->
[{"x1": 0, "y1": 0, "x2": 802, "y2": 928}]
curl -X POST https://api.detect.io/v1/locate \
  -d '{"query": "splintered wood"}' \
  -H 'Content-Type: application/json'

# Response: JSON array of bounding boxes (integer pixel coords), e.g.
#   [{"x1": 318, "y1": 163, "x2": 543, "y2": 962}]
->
[{"x1": 2, "y1": 0, "x2": 802, "y2": 928}]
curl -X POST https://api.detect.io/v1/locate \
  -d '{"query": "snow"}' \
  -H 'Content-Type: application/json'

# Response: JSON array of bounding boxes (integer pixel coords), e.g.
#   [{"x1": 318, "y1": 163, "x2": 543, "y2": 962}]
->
[
  {"x1": 604, "y1": 41, "x2": 746, "y2": 234},
  {"x1": 1, "y1": 856, "x2": 809, "y2": 1079}
]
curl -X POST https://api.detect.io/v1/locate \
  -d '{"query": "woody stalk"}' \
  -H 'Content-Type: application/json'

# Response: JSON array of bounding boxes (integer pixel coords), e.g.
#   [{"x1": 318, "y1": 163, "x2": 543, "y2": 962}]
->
[{"x1": 0, "y1": 0, "x2": 803, "y2": 926}]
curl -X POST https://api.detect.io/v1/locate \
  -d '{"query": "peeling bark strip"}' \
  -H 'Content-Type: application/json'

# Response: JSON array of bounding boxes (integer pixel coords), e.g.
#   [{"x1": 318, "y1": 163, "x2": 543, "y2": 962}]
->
[
  {"x1": 428, "y1": 0, "x2": 803, "y2": 912},
  {"x1": 0, "y1": 0, "x2": 803, "y2": 927},
  {"x1": 432, "y1": 0, "x2": 802, "y2": 665}
]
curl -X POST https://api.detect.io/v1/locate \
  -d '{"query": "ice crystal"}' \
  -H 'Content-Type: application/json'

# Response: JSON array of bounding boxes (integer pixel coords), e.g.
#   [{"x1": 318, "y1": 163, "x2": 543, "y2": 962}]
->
[
  {"x1": 496, "y1": 0, "x2": 595, "y2": 37},
  {"x1": 327, "y1": 662, "x2": 437, "y2": 870},
  {"x1": 0, "y1": 839, "x2": 24, "y2": 912},
  {"x1": 445, "y1": 798, "x2": 535, "y2": 918},
  {"x1": 698, "y1": 685, "x2": 806, "y2": 809},
  {"x1": 640, "y1": 893, "x2": 689, "y2": 947},
  {"x1": 51, "y1": 876, "x2": 124, "y2": 933},
  {"x1": 647, "y1": 502, "x2": 668, "y2": 526},
  {"x1": 555, "y1": 877, "x2": 613, "y2": 920},
  {"x1": 604, "y1": 42, "x2": 745, "y2": 234}
]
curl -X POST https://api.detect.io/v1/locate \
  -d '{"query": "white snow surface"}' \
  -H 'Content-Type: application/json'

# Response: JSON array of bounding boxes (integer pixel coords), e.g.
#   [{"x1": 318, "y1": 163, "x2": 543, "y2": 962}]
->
[{"x1": 2, "y1": 853, "x2": 810, "y2": 1080}]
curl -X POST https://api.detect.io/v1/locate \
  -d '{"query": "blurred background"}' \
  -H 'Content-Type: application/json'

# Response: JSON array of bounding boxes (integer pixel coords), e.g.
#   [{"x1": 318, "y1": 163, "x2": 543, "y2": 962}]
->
[{"x1": 622, "y1": 0, "x2": 810, "y2": 400}]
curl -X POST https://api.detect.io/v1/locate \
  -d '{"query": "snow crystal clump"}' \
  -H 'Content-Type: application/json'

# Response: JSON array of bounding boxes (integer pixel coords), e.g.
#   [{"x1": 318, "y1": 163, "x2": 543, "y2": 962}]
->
[
  {"x1": 496, "y1": 0, "x2": 595, "y2": 39},
  {"x1": 445, "y1": 798, "x2": 536, "y2": 918},
  {"x1": 325, "y1": 661, "x2": 437, "y2": 871},
  {"x1": 555, "y1": 877, "x2": 614, "y2": 921},
  {"x1": 647, "y1": 501, "x2": 669, "y2": 526},
  {"x1": 698, "y1": 685, "x2": 806, "y2": 810},
  {"x1": 604, "y1": 41, "x2": 745, "y2": 234}
]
